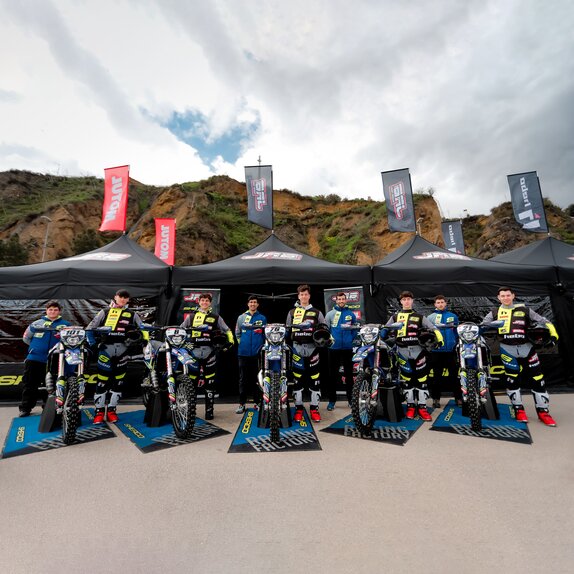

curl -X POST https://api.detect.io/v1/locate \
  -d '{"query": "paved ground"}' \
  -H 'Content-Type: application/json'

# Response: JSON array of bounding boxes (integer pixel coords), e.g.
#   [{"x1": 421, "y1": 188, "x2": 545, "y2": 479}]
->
[{"x1": 0, "y1": 394, "x2": 573, "y2": 574}]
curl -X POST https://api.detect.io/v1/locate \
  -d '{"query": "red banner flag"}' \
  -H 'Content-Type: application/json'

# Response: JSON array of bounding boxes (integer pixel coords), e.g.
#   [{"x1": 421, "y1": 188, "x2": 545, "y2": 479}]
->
[
  {"x1": 154, "y1": 218, "x2": 176, "y2": 265},
  {"x1": 100, "y1": 165, "x2": 129, "y2": 231}
]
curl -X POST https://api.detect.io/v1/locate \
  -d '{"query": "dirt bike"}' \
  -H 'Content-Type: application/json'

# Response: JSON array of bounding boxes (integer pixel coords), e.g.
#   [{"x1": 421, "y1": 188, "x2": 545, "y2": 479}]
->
[
  {"x1": 456, "y1": 320, "x2": 503, "y2": 432},
  {"x1": 38, "y1": 326, "x2": 108, "y2": 444},
  {"x1": 142, "y1": 325, "x2": 229, "y2": 439},
  {"x1": 350, "y1": 323, "x2": 402, "y2": 436},
  {"x1": 257, "y1": 323, "x2": 291, "y2": 443}
]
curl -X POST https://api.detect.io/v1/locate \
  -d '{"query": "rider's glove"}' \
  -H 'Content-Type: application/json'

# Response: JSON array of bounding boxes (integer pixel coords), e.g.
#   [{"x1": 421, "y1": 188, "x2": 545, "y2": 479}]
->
[{"x1": 546, "y1": 322, "x2": 559, "y2": 344}]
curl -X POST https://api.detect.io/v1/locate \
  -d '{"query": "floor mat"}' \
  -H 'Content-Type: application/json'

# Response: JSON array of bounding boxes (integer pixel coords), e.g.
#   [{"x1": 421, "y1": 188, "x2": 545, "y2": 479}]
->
[
  {"x1": 321, "y1": 406, "x2": 427, "y2": 446},
  {"x1": 1, "y1": 409, "x2": 115, "y2": 459},
  {"x1": 228, "y1": 407, "x2": 322, "y2": 453},
  {"x1": 115, "y1": 409, "x2": 229, "y2": 453},
  {"x1": 430, "y1": 399, "x2": 532, "y2": 444}
]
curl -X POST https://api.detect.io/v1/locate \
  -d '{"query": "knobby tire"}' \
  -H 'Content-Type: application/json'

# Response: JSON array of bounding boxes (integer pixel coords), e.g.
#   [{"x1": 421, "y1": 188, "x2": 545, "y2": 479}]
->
[
  {"x1": 172, "y1": 374, "x2": 196, "y2": 439},
  {"x1": 467, "y1": 369, "x2": 482, "y2": 432},
  {"x1": 62, "y1": 376, "x2": 80, "y2": 445},
  {"x1": 351, "y1": 372, "x2": 376, "y2": 436},
  {"x1": 269, "y1": 372, "x2": 281, "y2": 443}
]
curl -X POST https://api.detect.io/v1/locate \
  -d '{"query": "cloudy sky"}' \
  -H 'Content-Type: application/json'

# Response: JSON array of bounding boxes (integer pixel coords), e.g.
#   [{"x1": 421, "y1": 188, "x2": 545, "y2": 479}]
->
[{"x1": 1, "y1": 0, "x2": 573, "y2": 217}]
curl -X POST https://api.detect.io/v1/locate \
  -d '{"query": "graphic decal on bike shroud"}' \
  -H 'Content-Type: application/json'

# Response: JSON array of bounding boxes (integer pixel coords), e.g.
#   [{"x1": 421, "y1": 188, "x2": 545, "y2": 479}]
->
[
  {"x1": 1, "y1": 409, "x2": 115, "y2": 459},
  {"x1": 115, "y1": 409, "x2": 229, "y2": 453},
  {"x1": 321, "y1": 406, "x2": 427, "y2": 446},
  {"x1": 430, "y1": 399, "x2": 532, "y2": 444},
  {"x1": 228, "y1": 407, "x2": 322, "y2": 453}
]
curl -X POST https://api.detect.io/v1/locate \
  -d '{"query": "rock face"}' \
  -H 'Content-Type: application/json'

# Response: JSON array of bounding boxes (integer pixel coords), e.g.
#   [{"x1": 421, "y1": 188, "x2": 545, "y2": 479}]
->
[{"x1": 0, "y1": 170, "x2": 572, "y2": 265}]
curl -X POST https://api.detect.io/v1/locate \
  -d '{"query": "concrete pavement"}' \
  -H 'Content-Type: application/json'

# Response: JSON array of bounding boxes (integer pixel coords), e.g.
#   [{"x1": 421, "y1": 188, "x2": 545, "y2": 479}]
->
[{"x1": 0, "y1": 394, "x2": 573, "y2": 574}]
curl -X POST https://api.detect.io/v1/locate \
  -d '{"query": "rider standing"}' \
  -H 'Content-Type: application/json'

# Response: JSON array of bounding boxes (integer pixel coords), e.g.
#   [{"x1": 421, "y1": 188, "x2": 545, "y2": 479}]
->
[
  {"x1": 385, "y1": 290, "x2": 444, "y2": 421},
  {"x1": 180, "y1": 293, "x2": 234, "y2": 420},
  {"x1": 88, "y1": 289, "x2": 145, "y2": 424},
  {"x1": 286, "y1": 285, "x2": 328, "y2": 422},
  {"x1": 427, "y1": 294, "x2": 461, "y2": 408},
  {"x1": 19, "y1": 301, "x2": 71, "y2": 417},
  {"x1": 325, "y1": 292, "x2": 358, "y2": 410},
  {"x1": 482, "y1": 286, "x2": 558, "y2": 426},
  {"x1": 234, "y1": 295, "x2": 267, "y2": 414}
]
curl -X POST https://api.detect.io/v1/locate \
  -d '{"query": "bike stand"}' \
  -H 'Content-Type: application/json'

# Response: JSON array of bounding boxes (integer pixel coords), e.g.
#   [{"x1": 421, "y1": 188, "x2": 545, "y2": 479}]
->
[
  {"x1": 143, "y1": 392, "x2": 169, "y2": 427},
  {"x1": 38, "y1": 395, "x2": 61, "y2": 433},
  {"x1": 256, "y1": 400, "x2": 293, "y2": 429},
  {"x1": 377, "y1": 386, "x2": 404, "y2": 422}
]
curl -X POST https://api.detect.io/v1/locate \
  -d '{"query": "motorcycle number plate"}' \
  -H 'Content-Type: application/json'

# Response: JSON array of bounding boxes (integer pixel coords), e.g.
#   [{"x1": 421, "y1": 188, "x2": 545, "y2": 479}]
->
[{"x1": 64, "y1": 348, "x2": 83, "y2": 365}]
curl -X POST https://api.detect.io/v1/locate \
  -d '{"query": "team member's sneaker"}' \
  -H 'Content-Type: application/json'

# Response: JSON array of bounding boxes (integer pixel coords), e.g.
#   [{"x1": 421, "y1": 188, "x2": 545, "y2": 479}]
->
[
  {"x1": 106, "y1": 408, "x2": 119, "y2": 423},
  {"x1": 310, "y1": 408, "x2": 321, "y2": 422},
  {"x1": 18, "y1": 409, "x2": 30, "y2": 418},
  {"x1": 417, "y1": 406, "x2": 432, "y2": 421},
  {"x1": 537, "y1": 410, "x2": 556, "y2": 427},
  {"x1": 327, "y1": 402, "x2": 336, "y2": 411},
  {"x1": 93, "y1": 408, "x2": 106, "y2": 424},
  {"x1": 294, "y1": 407, "x2": 304, "y2": 422},
  {"x1": 253, "y1": 402, "x2": 259, "y2": 411},
  {"x1": 205, "y1": 408, "x2": 214, "y2": 421},
  {"x1": 235, "y1": 404, "x2": 245, "y2": 414},
  {"x1": 514, "y1": 407, "x2": 528, "y2": 423},
  {"x1": 432, "y1": 399, "x2": 441, "y2": 409},
  {"x1": 405, "y1": 406, "x2": 416, "y2": 419}
]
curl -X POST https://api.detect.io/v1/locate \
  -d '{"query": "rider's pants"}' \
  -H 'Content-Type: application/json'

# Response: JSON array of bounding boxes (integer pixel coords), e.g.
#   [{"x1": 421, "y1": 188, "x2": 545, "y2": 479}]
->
[{"x1": 500, "y1": 343, "x2": 550, "y2": 411}]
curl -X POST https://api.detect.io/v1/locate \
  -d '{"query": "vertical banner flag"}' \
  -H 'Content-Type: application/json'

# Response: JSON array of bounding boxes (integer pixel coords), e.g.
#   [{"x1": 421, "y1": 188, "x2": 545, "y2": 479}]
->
[
  {"x1": 100, "y1": 165, "x2": 129, "y2": 232},
  {"x1": 245, "y1": 165, "x2": 273, "y2": 229},
  {"x1": 441, "y1": 220, "x2": 466, "y2": 254},
  {"x1": 381, "y1": 168, "x2": 416, "y2": 232},
  {"x1": 507, "y1": 171, "x2": 548, "y2": 232},
  {"x1": 154, "y1": 218, "x2": 176, "y2": 265}
]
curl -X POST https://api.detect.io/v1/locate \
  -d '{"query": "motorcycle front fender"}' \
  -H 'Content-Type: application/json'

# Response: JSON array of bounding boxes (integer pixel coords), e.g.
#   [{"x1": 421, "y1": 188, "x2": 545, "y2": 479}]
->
[
  {"x1": 352, "y1": 344, "x2": 374, "y2": 363},
  {"x1": 173, "y1": 347, "x2": 194, "y2": 366}
]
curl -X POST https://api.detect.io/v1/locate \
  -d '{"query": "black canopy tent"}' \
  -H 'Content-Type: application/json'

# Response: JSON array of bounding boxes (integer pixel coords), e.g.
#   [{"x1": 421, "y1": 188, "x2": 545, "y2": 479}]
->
[
  {"x1": 172, "y1": 233, "x2": 372, "y2": 287},
  {"x1": 373, "y1": 235, "x2": 554, "y2": 301},
  {"x1": 171, "y1": 234, "x2": 373, "y2": 397},
  {"x1": 0, "y1": 234, "x2": 171, "y2": 303},
  {"x1": 492, "y1": 237, "x2": 574, "y2": 383},
  {"x1": 371, "y1": 235, "x2": 569, "y2": 388},
  {"x1": 491, "y1": 236, "x2": 574, "y2": 288},
  {"x1": 0, "y1": 235, "x2": 172, "y2": 399},
  {"x1": 171, "y1": 233, "x2": 373, "y2": 323}
]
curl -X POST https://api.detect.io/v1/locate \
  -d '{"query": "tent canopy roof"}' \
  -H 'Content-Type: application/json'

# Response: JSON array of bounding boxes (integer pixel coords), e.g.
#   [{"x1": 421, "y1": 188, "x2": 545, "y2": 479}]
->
[
  {"x1": 373, "y1": 235, "x2": 554, "y2": 296},
  {"x1": 0, "y1": 234, "x2": 169, "y2": 299},
  {"x1": 173, "y1": 234, "x2": 372, "y2": 286}
]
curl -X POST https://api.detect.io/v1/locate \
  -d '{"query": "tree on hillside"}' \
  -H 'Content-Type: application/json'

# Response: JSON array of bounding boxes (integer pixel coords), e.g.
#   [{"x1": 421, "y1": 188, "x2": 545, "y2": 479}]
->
[
  {"x1": 0, "y1": 235, "x2": 29, "y2": 266},
  {"x1": 71, "y1": 229, "x2": 104, "y2": 255}
]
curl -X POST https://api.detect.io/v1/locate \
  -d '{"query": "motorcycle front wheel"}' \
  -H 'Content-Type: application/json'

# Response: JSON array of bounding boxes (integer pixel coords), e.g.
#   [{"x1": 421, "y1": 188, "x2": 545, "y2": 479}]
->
[
  {"x1": 466, "y1": 369, "x2": 482, "y2": 432},
  {"x1": 62, "y1": 376, "x2": 80, "y2": 445},
  {"x1": 171, "y1": 374, "x2": 196, "y2": 439},
  {"x1": 269, "y1": 372, "x2": 281, "y2": 443},
  {"x1": 351, "y1": 371, "x2": 377, "y2": 436}
]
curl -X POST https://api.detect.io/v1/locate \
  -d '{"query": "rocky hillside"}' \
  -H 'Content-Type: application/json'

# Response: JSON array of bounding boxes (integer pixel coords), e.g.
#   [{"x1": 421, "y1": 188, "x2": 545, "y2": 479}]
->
[{"x1": 0, "y1": 169, "x2": 572, "y2": 266}]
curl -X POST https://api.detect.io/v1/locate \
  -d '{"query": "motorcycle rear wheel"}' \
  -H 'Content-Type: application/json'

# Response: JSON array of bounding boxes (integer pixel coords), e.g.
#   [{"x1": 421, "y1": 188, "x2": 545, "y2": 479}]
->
[
  {"x1": 351, "y1": 372, "x2": 377, "y2": 436},
  {"x1": 466, "y1": 369, "x2": 482, "y2": 432},
  {"x1": 62, "y1": 376, "x2": 80, "y2": 445},
  {"x1": 171, "y1": 374, "x2": 196, "y2": 439},
  {"x1": 269, "y1": 372, "x2": 281, "y2": 443}
]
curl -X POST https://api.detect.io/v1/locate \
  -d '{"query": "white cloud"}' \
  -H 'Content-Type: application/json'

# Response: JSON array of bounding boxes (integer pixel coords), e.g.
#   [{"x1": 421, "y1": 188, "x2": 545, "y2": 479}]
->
[{"x1": 1, "y1": 0, "x2": 573, "y2": 216}]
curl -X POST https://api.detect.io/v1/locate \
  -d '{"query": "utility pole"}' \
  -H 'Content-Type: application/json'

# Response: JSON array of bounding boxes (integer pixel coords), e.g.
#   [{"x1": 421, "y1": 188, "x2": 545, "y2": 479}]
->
[{"x1": 40, "y1": 216, "x2": 52, "y2": 262}]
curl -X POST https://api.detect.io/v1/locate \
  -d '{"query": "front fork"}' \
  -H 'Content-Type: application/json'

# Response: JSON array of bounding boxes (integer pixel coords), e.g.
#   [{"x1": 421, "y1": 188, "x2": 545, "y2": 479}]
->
[
  {"x1": 258, "y1": 354, "x2": 288, "y2": 409},
  {"x1": 459, "y1": 354, "x2": 488, "y2": 402},
  {"x1": 54, "y1": 347, "x2": 86, "y2": 410}
]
